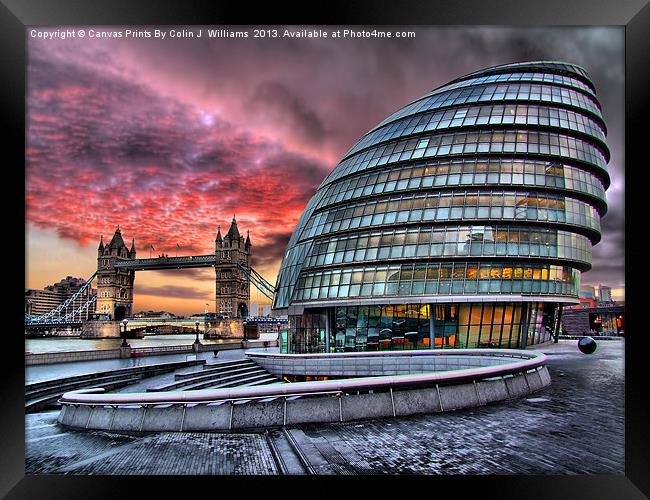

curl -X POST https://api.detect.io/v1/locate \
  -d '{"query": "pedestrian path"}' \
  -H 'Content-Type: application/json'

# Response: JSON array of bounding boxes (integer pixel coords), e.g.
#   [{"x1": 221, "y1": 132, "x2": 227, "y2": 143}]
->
[{"x1": 26, "y1": 411, "x2": 277, "y2": 475}]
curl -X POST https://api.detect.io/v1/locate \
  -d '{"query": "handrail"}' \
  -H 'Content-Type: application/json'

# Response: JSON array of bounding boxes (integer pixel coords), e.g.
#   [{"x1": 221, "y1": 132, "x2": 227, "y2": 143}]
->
[
  {"x1": 246, "y1": 347, "x2": 536, "y2": 360},
  {"x1": 59, "y1": 349, "x2": 546, "y2": 407},
  {"x1": 60, "y1": 390, "x2": 345, "y2": 408},
  {"x1": 131, "y1": 345, "x2": 193, "y2": 353}
]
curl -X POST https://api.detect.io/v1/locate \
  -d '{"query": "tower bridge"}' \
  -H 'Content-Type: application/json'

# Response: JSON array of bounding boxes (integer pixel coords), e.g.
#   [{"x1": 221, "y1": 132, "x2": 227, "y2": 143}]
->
[{"x1": 26, "y1": 217, "x2": 276, "y2": 329}]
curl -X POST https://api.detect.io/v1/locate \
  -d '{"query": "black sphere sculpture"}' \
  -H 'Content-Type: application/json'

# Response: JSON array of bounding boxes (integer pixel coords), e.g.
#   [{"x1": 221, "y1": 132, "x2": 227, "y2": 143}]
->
[{"x1": 578, "y1": 336, "x2": 597, "y2": 354}]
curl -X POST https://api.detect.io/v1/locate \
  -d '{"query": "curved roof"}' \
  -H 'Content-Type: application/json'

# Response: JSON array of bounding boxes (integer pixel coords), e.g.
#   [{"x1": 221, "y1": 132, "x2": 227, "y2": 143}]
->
[{"x1": 436, "y1": 60, "x2": 595, "y2": 92}]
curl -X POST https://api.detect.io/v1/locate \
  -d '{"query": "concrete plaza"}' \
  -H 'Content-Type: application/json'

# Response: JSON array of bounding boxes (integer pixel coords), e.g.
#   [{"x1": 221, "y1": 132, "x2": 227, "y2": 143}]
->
[{"x1": 25, "y1": 339, "x2": 624, "y2": 475}]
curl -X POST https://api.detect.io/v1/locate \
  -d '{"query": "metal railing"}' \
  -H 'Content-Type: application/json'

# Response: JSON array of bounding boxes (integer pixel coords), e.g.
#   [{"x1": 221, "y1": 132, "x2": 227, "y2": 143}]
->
[
  {"x1": 131, "y1": 345, "x2": 194, "y2": 355},
  {"x1": 61, "y1": 389, "x2": 344, "y2": 409}
]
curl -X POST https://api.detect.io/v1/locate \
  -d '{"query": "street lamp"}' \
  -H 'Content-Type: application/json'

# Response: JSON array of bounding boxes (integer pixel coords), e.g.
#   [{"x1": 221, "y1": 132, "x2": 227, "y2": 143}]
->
[
  {"x1": 194, "y1": 320, "x2": 201, "y2": 345},
  {"x1": 121, "y1": 319, "x2": 130, "y2": 347}
]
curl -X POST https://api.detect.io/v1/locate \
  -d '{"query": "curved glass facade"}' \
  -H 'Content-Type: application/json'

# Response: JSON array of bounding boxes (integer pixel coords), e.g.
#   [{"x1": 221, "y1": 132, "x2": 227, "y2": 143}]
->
[
  {"x1": 303, "y1": 226, "x2": 593, "y2": 269},
  {"x1": 323, "y1": 128, "x2": 609, "y2": 185},
  {"x1": 300, "y1": 191, "x2": 602, "y2": 240},
  {"x1": 347, "y1": 103, "x2": 606, "y2": 158},
  {"x1": 273, "y1": 61, "x2": 609, "y2": 353},
  {"x1": 319, "y1": 159, "x2": 607, "y2": 210}
]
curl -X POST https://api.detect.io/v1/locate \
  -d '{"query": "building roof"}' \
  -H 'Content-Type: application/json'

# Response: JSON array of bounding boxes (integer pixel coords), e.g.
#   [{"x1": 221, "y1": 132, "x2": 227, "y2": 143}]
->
[
  {"x1": 225, "y1": 216, "x2": 241, "y2": 241},
  {"x1": 108, "y1": 226, "x2": 126, "y2": 249}
]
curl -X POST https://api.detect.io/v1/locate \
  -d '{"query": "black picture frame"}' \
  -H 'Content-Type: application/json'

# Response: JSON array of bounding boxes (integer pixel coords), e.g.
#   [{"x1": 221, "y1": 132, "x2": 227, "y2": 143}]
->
[{"x1": 4, "y1": 0, "x2": 646, "y2": 497}]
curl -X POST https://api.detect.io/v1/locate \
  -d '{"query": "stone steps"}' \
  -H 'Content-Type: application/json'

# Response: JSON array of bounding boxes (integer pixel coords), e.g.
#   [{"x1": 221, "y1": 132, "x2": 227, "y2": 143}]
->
[
  {"x1": 203, "y1": 373, "x2": 279, "y2": 389},
  {"x1": 26, "y1": 376, "x2": 143, "y2": 413},
  {"x1": 148, "y1": 364, "x2": 266, "y2": 391},
  {"x1": 237, "y1": 376, "x2": 282, "y2": 387},
  {"x1": 158, "y1": 368, "x2": 271, "y2": 391},
  {"x1": 26, "y1": 359, "x2": 205, "y2": 391},
  {"x1": 25, "y1": 360, "x2": 205, "y2": 413},
  {"x1": 149, "y1": 358, "x2": 282, "y2": 392},
  {"x1": 174, "y1": 360, "x2": 254, "y2": 380},
  {"x1": 26, "y1": 372, "x2": 146, "y2": 400},
  {"x1": 202, "y1": 358, "x2": 254, "y2": 370}
]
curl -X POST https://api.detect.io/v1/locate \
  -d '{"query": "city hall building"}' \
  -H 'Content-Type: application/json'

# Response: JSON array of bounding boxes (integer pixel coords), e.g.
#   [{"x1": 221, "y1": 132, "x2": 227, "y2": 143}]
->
[{"x1": 273, "y1": 61, "x2": 610, "y2": 353}]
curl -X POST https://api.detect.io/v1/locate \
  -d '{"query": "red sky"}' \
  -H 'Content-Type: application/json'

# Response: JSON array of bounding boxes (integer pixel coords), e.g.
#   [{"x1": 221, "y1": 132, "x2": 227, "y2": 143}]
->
[{"x1": 25, "y1": 26, "x2": 625, "y2": 314}]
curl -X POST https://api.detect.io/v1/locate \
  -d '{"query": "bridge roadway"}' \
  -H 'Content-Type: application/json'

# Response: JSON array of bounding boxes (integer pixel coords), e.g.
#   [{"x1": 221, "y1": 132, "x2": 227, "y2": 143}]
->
[{"x1": 114, "y1": 254, "x2": 217, "y2": 271}]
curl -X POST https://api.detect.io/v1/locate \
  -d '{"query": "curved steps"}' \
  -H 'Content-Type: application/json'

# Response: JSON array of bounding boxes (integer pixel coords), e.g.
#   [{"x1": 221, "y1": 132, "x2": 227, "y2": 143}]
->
[{"x1": 148, "y1": 358, "x2": 281, "y2": 392}]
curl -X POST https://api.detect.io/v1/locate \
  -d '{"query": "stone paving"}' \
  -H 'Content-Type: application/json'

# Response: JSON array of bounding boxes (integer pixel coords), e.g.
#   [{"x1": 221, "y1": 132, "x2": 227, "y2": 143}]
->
[
  {"x1": 25, "y1": 339, "x2": 624, "y2": 475},
  {"x1": 26, "y1": 411, "x2": 277, "y2": 475}
]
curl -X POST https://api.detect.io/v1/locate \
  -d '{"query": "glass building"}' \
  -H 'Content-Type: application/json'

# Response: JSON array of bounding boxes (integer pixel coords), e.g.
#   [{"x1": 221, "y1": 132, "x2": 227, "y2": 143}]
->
[{"x1": 272, "y1": 61, "x2": 610, "y2": 353}]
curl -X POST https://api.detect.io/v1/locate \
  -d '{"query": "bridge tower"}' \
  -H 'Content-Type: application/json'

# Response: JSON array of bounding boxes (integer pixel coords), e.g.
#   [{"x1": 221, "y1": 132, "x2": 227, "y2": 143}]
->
[
  {"x1": 215, "y1": 217, "x2": 251, "y2": 318},
  {"x1": 95, "y1": 226, "x2": 136, "y2": 320}
]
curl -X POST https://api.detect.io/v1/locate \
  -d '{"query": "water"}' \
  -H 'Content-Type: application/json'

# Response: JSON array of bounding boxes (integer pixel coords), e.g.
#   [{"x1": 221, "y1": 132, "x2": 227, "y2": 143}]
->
[{"x1": 25, "y1": 333, "x2": 278, "y2": 354}]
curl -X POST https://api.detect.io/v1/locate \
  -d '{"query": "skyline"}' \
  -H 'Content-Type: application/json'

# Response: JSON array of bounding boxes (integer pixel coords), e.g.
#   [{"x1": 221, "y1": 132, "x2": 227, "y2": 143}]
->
[{"x1": 26, "y1": 26, "x2": 625, "y2": 314}]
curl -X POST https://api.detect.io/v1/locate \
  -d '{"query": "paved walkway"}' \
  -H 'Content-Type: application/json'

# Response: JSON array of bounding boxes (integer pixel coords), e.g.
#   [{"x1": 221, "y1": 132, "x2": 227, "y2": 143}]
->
[{"x1": 25, "y1": 339, "x2": 624, "y2": 475}]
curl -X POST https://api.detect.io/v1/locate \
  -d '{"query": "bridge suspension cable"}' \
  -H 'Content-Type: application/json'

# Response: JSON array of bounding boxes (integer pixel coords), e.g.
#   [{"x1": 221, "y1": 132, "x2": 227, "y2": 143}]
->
[
  {"x1": 237, "y1": 264, "x2": 275, "y2": 301},
  {"x1": 25, "y1": 271, "x2": 98, "y2": 326}
]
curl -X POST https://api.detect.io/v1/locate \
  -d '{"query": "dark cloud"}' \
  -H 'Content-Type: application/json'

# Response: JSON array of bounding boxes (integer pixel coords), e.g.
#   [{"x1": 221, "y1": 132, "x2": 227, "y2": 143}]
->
[
  {"x1": 251, "y1": 232, "x2": 292, "y2": 269},
  {"x1": 248, "y1": 80, "x2": 327, "y2": 145}
]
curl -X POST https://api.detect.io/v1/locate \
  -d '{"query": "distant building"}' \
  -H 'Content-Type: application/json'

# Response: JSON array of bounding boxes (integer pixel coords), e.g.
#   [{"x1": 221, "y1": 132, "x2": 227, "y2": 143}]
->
[
  {"x1": 578, "y1": 297, "x2": 596, "y2": 308},
  {"x1": 25, "y1": 276, "x2": 97, "y2": 319},
  {"x1": 134, "y1": 310, "x2": 177, "y2": 319},
  {"x1": 561, "y1": 303, "x2": 624, "y2": 336},
  {"x1": 25, "y1": 288, "x2": 62, "y2": 316},
  {"x1": 262, "y1": 304, "x2": 271, "y2": 317},
  {"x1": 598, "y1": 285, "x2": 613, "y2": 303},
  {"x1": 250, "y1": 301, "x2": 260, "y2": 317},
  {"x1": 579, "y1": 285, "x2": 596, "y2": 300}
]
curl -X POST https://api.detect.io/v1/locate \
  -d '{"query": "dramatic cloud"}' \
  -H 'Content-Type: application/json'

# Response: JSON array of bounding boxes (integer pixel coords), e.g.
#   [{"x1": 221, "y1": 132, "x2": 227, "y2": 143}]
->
[
  {"x1": 27, "y1": 41, "x2": 329, "y2": 282},
  {"x1": 26, "y1": 26, "x2": 624, "y2": 308},
  {"x1": 251, "y1": 232, "x2": 293, "y2": 269}
]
